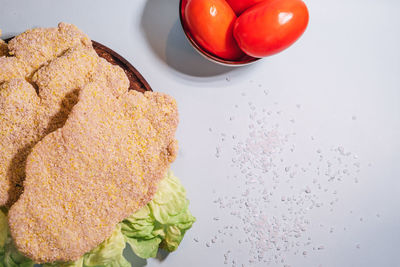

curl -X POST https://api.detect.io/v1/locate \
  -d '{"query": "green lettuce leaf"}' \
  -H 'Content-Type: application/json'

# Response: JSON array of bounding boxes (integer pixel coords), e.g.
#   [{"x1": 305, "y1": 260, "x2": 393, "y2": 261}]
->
[
  {"x1": 121, "y1": 171, "x2": 196, "y2": 258},
  {"x1": 83, "y1": 225, "x2": 129, "y2": 267},
  {"x1": 42, "y1": 257, "x2": 83, "y2": 267},
  {"x1": 0, "y1": 211, "x2": 7, "y2": 249},
  {"x1": 0, "y1": 210, "x2": 34, "y2": 267}
]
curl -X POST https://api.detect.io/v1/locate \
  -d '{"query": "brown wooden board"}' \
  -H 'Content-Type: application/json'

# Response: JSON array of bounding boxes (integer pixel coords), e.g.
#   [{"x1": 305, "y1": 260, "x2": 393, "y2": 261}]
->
[{"x1": 4, "y1": 38, "x2": 152, "y2": 92}]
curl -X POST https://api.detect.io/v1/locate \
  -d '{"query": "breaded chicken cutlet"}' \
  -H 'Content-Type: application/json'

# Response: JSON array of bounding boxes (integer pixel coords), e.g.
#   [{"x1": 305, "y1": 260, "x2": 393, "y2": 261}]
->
[
  {"x1": 0, "y1": 23, "x2": 129, "y2": 207},
  {"x1": 1, "y1": 23, "x2": 91, "y2": 85},
  {"x1": 9, "y1": 82, "x2": 178, "y2": 263},
  {"x1": 7, "y1": 23, "x2": 91, "y2": 70},
  {"x1": 1, "y1": 23, "x2": 187, "y2": 265},
  {"x1": 0, "y1": 49, "x2": 98, "y2": 207},
  {"x1": 0, "y1": 79, "x2": 40, "y2": 208}
]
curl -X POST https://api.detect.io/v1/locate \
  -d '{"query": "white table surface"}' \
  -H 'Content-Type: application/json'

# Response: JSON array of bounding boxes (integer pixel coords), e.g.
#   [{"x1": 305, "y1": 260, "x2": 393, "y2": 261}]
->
[{"x1": 1, "y1": 0, "x2": 399, "y2": 266}]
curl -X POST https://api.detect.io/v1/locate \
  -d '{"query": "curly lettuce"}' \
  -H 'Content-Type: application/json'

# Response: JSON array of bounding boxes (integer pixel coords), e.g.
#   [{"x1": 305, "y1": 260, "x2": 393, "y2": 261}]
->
[
  {"x1": 0, "y1": 211, "x2": 34, "y2": 267},
  {"x1": 82, "y1": 225, "x2": 130, "y2": 267},
  {"x1": 0, "y1": 171, "x2": 195, "y2": 266},
  {"x1": 42, "y1": 225, "x2": 129, "y2": 267},
  {"x1": 121, "y1": 171, "x2": 196, "y2": 258}
]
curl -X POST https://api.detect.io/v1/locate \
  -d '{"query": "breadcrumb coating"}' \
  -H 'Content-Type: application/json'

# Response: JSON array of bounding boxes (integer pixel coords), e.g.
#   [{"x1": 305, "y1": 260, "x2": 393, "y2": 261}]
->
[
  {"x1": 9, "y1": 82, "x2": 178, "y2": 263},
  {"x1": 0, "y1": 57, "x2": 32, "y2": 84},
  {"x1": 0, "y1": 24, "x2": 129, "y2": 206},
  {"x1": 1, "y1": 23, "x2": 91, "y2": 84},
  {"x1": 2, "y1": 23, "x2": 178, "y2": 264},
  {"x1": 91, "y1": 57, "x2": 129, "y2": 98},
  {"x1": 33, "y1": 46, "x2": 98, "y2": 134},
  {"x1": 8, "y1": 23, "x2": 91, "y2": 70},
  {"x1": 0, "y1": 47, "x2": 99, "y2": 207},
  {"x1": 0, "y1": 79, "x2": 41, "y2": 206}
]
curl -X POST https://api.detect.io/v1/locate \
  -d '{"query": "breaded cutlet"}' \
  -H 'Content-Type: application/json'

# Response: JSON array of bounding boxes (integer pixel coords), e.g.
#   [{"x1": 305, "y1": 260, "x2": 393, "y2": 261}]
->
[
  {"x1": 0, "y1": 23, "x2": 130, "y2": 207},
  {"x1": 0, "y1": 53, "x2": 130, "y2": 208},
  {"x1": 8, "y1": 82, "x2": 179, "y2": 263},
  {"x1": 33, "y1": 46, "x2": 99, "y2": 134},
  {"x1": 92, "y1": 57, "x2": 130, "y2": 98},
  {"x1": 7, "y1": 23, "x2": 91, "y2": 70},
  {"x1": 0, "y1": 79, "x2": 40, "y2": 207},
  {"x1": 0, "y1": 47, "x2": 99, "y2": 207},
  {"x1": 0, "y1": 23, "x2": 91, "y2": 85}
]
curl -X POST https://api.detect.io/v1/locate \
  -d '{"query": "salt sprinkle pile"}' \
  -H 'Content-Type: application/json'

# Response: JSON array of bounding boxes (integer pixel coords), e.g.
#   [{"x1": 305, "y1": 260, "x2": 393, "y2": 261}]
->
[{"x1": 205, "y1": 87, "x2": 376, "y2": 267}]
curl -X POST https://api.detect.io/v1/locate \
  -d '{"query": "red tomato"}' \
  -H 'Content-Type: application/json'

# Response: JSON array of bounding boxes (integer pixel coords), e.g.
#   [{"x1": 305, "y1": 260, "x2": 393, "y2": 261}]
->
[
  {"x1": 233, "y1": 0, "x2": 309, "y2": 58},
  {"x1": 184, "y1": 0, "x2": 245, "y2": 60},
  {"x1": 225, "y1": 0, "x2": 264, "y2": 15}
]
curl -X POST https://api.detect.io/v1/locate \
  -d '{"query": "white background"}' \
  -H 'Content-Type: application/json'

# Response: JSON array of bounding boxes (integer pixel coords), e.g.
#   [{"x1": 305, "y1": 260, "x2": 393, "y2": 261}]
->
[{"x1": 1, "y1": 0, "x2": 399, "y2": 266}]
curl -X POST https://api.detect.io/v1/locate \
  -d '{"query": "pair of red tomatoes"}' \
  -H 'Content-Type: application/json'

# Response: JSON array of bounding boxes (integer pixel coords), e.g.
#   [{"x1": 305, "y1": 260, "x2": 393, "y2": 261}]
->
[{"x1": 183, "y1": 0, "x2": 309, "y2": 60}]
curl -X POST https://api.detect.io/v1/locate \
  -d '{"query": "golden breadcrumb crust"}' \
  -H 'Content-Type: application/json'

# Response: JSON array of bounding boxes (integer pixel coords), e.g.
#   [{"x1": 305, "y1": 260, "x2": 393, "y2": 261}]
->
[
  {"x1": 0, "y1": 23, "x2": 128, "y2": 207},
  {"x1": 2, "y1": 23, "x2": 179, "y2": 264},
  {"x1": 9, "y1": 83, "x2": 178, "y2": 263}
]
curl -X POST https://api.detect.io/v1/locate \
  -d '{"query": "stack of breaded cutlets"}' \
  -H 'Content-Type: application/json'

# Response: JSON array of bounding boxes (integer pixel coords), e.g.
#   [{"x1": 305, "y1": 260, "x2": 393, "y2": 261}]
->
[{"x1": 0, "y1": 23, "x2": 179, "y2": 263}]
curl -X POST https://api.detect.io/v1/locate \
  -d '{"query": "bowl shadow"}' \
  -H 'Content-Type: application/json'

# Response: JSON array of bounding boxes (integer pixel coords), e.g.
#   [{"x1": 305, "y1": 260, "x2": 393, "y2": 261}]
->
[{"x1": 140, "y1": 0, "x2": 233, "y2": 77}]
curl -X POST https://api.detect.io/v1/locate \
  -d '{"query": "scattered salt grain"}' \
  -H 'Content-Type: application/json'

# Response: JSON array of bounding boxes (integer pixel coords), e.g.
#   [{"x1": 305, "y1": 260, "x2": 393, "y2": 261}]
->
[{"x1": 210, "y1": 93, "x2": 368, "y2": 266}]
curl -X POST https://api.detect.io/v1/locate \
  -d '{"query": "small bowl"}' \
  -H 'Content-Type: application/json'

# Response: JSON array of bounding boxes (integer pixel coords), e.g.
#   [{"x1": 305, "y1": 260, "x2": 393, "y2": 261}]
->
[{"x1": 179, "y1": 0, "x2": 260, "y2": 67}]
